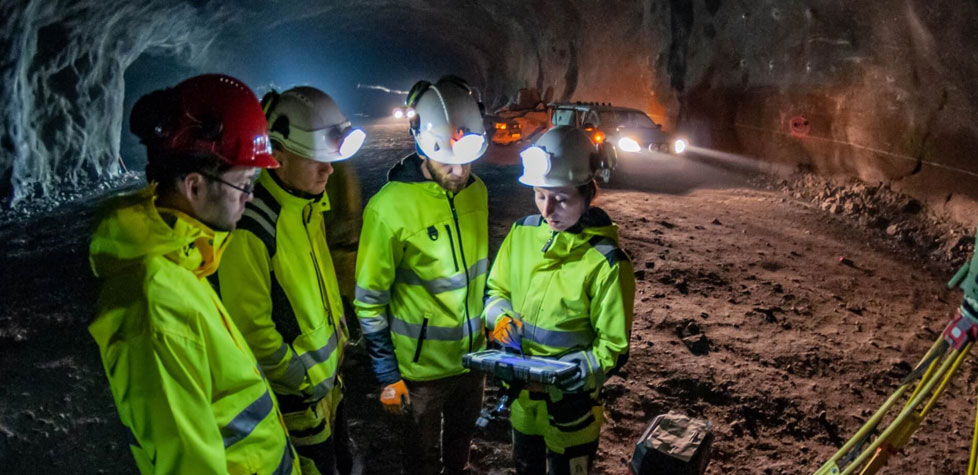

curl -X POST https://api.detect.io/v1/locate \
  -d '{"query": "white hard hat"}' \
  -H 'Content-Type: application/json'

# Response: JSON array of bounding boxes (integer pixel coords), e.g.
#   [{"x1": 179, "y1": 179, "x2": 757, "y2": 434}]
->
[
  {"x1": 519, "y1": 126, "x2": 598, "y2": 187},
  {"x1": 406, "y1": 76, "x2": 487, "y2": 165},
  {"x1": 263, "y1": 86, "x2": 366, "y2": 162}
]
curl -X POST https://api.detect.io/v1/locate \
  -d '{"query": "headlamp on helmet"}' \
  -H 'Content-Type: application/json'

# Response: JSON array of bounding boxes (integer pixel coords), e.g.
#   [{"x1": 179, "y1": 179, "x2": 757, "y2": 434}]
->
[
  {"x1": 518, "y1": 146, "x2": 552, "y2": 185},
  {"x1": 417, "y1": 128, "x2": 487, "y2": 165}
]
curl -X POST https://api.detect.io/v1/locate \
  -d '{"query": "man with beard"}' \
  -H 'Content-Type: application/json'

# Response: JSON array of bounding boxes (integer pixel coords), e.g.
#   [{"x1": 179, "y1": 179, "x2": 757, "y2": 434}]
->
[
  {"x1": 354, "y1": 76, "x2": 489, "y2": 475},
  {"x1": 88, "y1": 74, "x2": 298, "y2": 474}
]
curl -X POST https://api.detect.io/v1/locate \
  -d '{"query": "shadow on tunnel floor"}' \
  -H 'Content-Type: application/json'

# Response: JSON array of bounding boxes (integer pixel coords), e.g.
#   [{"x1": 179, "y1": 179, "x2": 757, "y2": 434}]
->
[{"x1": 604, "y1": 150, "x2": 753, "y2": 195}]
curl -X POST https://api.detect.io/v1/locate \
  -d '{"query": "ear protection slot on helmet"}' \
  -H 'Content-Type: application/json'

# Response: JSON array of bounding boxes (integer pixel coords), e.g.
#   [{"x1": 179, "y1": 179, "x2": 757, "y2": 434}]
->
[
  {"x1": 405, "y1": 80, "x2": 432, "y2": 135},
  {"x1": 270, "y1": 116, "x2": 290, "y2": 140},
  {"x1": 261, "y1": 90, "x2": 291, "y2": 143},
  {"x1": 260, "y1": 90, "x2": 281, "y2": 119}
]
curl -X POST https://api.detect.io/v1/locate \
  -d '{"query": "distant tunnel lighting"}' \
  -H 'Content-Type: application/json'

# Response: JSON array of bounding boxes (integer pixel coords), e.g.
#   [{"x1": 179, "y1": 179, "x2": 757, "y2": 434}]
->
[
  {"x1": 618, "y1": 137, "x2": 640, "y2": 152},
  {"x1": 673, "y1": 138, "x2": 688, "y2": 154}
]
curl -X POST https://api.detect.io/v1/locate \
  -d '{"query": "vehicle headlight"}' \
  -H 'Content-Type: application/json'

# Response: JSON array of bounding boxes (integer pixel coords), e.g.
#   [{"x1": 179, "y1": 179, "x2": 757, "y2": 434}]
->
[
  {"x1": 673, "y1": 138, "x2": 688, "y2": 154},
  {"x1": 618, "y1": 137, "x2": 641, "y2": 153},
  {"x1": 392, "y1": 108, "x2": 404, "y2": 119},
  {"x1": 406, "y1": 109, "x2": 416, "y2": 119}
]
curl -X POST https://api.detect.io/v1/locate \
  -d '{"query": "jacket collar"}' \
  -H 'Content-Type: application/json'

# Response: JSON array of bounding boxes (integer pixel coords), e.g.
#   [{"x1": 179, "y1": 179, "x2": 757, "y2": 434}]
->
[
  {"x1": 564, "y1": 207, "x2": 613, "y2": 234},
  {"x1": 541, "y1": 207, "x2": 619, "y2": 257},
  {"x1": 157, "y1": 208, "x2": 230, "y2": 279},
  {"x1": 89, "y1": 185, "x2": 229, "y2": 279},
  {"x1": 259, "y1": 169, "x2": 330, "y2": 212}
]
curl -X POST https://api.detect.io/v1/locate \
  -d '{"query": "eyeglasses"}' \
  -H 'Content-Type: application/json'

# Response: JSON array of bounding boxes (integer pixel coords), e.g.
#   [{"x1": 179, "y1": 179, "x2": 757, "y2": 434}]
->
[{"x1": 201, "y1": 172, "x2": 257, "y2": 195}]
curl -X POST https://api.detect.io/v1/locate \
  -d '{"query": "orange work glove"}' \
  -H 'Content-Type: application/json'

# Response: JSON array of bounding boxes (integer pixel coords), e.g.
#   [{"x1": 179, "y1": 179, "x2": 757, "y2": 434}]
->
[
  {"x1": 380, "y1": 379, "x2": 410, "y2": 415},
  {"x1": 490, "y1": 315, "x2": 523, "y2": 351}
]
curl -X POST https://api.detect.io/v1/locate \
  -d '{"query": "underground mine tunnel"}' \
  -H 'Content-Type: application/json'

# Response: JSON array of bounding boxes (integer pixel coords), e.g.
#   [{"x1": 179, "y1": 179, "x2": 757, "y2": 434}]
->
[{"x1": 2, "y1": 0, "x2": 978, "y2": 473}]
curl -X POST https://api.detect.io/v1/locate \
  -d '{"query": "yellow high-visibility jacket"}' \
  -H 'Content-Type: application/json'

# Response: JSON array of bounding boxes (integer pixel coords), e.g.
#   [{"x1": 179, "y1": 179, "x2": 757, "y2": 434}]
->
[
  {"x1": 483, "y1": 208, "x2": 635, "y2": 451},
  {"x1": 484, "y1": 208, "x2": 635, "y2": 383},
  {"x1": 354, "y1": 154, "x2": 488, "y2": 383},
  {"x1": 88, "y1": 186, "x2": 298, "y2": 475},
  {"x1": 217, "y1": 170, "x2": 348, "y2": 415}
]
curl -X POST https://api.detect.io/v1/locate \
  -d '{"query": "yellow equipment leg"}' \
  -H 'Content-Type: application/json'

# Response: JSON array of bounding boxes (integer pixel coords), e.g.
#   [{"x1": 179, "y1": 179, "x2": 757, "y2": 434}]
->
[{"x1": 814, "y1": 338, "x2": 974, "y2": 475}]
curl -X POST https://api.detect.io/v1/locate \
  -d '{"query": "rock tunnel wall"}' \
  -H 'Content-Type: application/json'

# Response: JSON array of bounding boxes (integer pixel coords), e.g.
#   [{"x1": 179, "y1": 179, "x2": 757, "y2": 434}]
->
[
  {"x1": 0, "y1": 0, "x2": 234, "y2": 206},
  {"x1": 3, "y1": 0, "x2": 978, "y2": 227}
]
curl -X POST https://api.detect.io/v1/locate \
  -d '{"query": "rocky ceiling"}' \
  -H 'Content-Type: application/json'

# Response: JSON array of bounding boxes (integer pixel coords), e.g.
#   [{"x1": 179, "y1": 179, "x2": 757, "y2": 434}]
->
[{"x1": 2, "y1": 0, "x2": 977, "y2": 223}]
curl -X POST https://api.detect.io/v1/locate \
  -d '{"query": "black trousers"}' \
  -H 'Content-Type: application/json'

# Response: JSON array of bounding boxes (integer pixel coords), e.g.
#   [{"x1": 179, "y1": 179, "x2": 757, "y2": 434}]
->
[
  {"x1": 294, "y1": 400, "x2": 361, "y2": 475},
  {"x1": 512, "y1": 429, "x2": 599, "y2": 475}
]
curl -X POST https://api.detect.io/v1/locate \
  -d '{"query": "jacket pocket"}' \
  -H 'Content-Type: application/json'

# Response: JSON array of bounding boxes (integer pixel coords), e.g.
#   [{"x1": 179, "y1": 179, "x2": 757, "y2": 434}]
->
[{"x1": 412, "y1": 317, "x2": 429, "y2": 363}]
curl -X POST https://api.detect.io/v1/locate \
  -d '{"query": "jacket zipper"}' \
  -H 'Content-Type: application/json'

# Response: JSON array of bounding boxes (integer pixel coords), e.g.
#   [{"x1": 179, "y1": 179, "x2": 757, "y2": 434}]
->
[
  {"x1": 444, "y1": 224, "x2": 459, "y2": 272},
  {"x1": 304, "y1": 207, "x2": 334, "y2": 327},
  {"x1": 541, "y1": 230, "x2": 558, "y2": 253},
  {"x1": 447, "y1": 193, "x2": 473, "y2": 352},
  {"x1": 413, "y1": 318, "x2": 429, "y2": 363}
]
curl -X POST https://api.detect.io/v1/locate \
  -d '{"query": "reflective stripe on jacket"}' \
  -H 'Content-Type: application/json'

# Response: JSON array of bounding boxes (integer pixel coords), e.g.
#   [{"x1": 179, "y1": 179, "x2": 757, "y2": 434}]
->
[
  {"x1": 484, "y1": 208, "x2": 635, "y2": 381},
  {"x1": 355, "y1": 153, "x2": 488, "y2": 383},
  {"x1": 88, "y1": 186, "x2": 298, "y2": 475},
  {"x1": 218, "y1": 170, "x2": 349, "y2": 411}
]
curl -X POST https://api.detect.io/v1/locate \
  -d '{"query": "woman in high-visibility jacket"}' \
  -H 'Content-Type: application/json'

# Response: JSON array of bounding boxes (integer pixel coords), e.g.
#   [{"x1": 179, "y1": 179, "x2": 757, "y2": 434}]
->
[{"x1": 483, "y1": 126, "x2": 635, "y2": 475}]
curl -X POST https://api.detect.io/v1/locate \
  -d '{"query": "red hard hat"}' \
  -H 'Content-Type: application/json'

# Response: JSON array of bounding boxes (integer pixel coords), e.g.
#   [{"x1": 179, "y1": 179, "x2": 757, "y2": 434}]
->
[{"x1": 150, "y1": 74, "x2": 278, "y2": 168}]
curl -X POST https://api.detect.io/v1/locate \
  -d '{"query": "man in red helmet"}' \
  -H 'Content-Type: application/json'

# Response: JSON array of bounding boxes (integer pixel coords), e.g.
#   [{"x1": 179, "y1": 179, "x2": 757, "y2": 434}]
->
[{"x1": 88, "y1": 74, "x2": 299, "y2": 474}]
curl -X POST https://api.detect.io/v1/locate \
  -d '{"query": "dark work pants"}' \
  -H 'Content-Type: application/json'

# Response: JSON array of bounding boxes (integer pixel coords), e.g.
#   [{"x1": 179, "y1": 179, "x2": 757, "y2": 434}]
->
[
  {"x1": 401, "y1": 371, "x2": 486, "y2": 475},
  {"x1": 293, "y1": 399, "x2": 361, "y2": 475},
  {"x1": 512, "y1": 429, "x2": 599, "y2": 475}
]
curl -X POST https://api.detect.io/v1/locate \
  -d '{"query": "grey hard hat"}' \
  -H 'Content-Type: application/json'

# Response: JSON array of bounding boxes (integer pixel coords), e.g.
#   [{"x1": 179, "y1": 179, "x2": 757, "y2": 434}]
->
[{"x1": 519, "y1": 126, "x2": 597, "y2": 187}]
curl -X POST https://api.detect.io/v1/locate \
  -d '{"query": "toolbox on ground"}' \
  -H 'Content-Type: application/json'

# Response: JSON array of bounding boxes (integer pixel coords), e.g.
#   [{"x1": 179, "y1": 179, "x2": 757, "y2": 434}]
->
[{"x1": 630, "y1": 412, "x2": 713, "y2": 475}]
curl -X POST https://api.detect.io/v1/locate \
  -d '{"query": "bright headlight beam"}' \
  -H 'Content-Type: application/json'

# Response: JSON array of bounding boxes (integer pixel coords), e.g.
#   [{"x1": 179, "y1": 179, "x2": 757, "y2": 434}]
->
[
  {"x1": 393, "y1": 108, "x2": 404, "y2": 119},
  {"x1": 673, "y1": 138, "x2": 688, "y2": 154},
  {"x1": 618, "y1": 137, "x2": 641, "y2": 152}
]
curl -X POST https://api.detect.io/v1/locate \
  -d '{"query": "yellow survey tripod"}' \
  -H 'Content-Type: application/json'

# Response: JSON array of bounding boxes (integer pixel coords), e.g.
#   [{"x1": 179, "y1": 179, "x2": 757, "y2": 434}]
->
[{"x1": 815, "y1": 306, "x2": 978, "y2": 474}]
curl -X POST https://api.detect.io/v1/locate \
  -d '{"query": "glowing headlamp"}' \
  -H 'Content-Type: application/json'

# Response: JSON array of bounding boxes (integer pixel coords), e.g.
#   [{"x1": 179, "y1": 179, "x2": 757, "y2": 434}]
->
[
  {"x1": 393, "y1": 108, "x2": 404, "y2": 119},
  {"x1": 417, "y1": 130, "x2": 487, "y2": 164},
  {"x1": 519, "y1": 146, "x2": 552, "y2": 179},
  {"x1": 618, "y1": 137, "x2": 641, "y2": 153},
  {"x1": 672, "y1": 138, "x2": 688, "y2": 154},
  {"x1": 338, "y1": 128, "x2": 366, "y2": 159}
]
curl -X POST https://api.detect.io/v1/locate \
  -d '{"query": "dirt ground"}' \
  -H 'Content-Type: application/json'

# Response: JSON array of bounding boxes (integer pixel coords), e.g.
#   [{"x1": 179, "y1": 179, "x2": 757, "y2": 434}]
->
[{"x1": 1, "y1": 120, "x2": 975, "y2": 474}]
